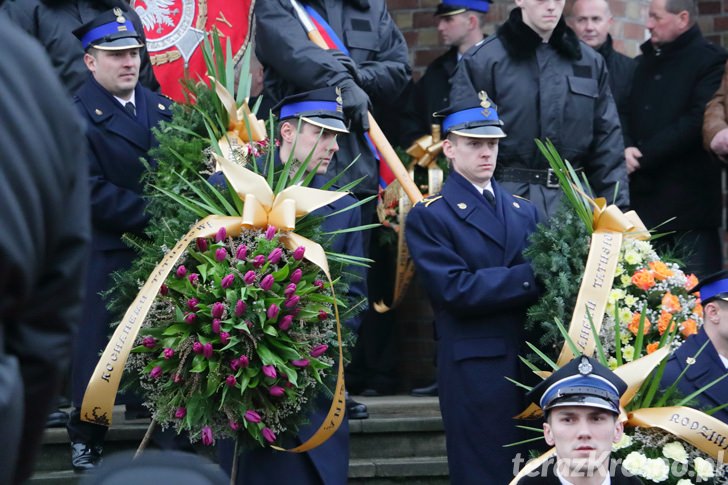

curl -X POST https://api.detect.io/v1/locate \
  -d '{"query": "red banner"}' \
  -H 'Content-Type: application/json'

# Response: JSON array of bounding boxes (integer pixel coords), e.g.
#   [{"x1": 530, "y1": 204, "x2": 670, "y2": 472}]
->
[{"x1": 132, "y1": 0, "x2": 254, "y2": 101}]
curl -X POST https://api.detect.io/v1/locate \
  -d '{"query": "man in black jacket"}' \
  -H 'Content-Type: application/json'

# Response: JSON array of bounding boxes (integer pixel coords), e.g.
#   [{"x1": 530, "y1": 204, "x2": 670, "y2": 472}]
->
[
  {"x1": 624, "y1": 0, "x2": 727, "y2": 278},
  {"x1": 568, "y1": 0, "x2": 635, "y2": 132},
  {"x1": 0, "y1": 15, "x2": 89, "y2": 484},
  {"x1": 450, "y1": 0, "x2": 628, "y2": 222},
  {"x1": 1, "y1": 0, "x2": 158, "y2": 95}
]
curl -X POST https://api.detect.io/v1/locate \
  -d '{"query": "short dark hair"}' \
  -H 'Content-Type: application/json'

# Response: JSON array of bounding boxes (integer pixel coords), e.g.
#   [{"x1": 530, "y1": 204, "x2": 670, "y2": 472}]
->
[{"x1": 665, "y1": 0, "x2": 697, "y2": 22}]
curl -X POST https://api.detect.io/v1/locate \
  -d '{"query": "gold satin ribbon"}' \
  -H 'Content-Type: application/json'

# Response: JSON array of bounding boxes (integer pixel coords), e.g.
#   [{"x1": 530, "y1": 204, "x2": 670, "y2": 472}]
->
[
  {"x1": 82, "y1": 154, "x2": 349, "y2": 452},
  {"x1": 210, "y1": 76, "x2": 266, "y2": 163},
  {"x1": 374, "y1": 127, "x2": 444, "y2": 313}
]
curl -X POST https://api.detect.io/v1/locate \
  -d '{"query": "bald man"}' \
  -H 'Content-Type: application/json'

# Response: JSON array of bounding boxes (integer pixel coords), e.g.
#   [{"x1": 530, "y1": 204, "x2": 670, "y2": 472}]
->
[{"x1": 568, "y1": 0, "x2": 635, "y2": 129}]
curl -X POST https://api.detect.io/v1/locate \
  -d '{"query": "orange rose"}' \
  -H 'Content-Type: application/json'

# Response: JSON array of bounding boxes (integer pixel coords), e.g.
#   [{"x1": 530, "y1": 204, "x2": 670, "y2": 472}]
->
[
  {"x1": 628, "y1": 312, "x2": 652, "y2": 335},
  {"x1": 631, "y1": 269, "x2": 656, "y2": 291},
  {"x1": 694, "y1": 302, "x2": 703, "y2": 318},
  {"x1": 661, "y1": 292, "x2": 682, "y2": 313},
  {"x1": 680, "y1": 319, "x2": 698, "y2": 338},
  {"x1": 657, "y1": 311, "x2": 674, "y2": 335},
  {"x1": 649, "y1": 261, "x2": 673, "y2": 281},
  {"x1": 646, "y1": 342, "x2": 660, "y2": 354},
  {"x1": 685, "y1": 273, "x2": 699, "y2": 290}
]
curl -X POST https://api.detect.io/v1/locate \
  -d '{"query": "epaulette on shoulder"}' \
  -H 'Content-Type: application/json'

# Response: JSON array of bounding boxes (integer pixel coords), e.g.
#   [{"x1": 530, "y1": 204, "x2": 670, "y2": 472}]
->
[{"x1": 416, "y1": 195, "x2": 443, "y2": 208}]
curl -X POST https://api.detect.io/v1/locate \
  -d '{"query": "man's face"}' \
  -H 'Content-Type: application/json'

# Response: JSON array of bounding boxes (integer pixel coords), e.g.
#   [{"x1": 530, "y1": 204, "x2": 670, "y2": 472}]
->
[
  {"x1": 516, "y1": 0, "x2": 566, "y2": 39},
  {"x1": 570, "y1": 0, "x2": 613, "y2": 49},
  {"x1": 543, "y1": 407, "x2": 623, "y2": 478},
  {"x1": 84, "y1": 48, "x2": 141, "y2": 99},
  {"x1": 646, "y1": 0, "x2": 687, "y2": 45},
  {"x1": 437, "y1": 12, "x2": 472, "y2": 48},
  {"x1": 287, "y1": 121, "x2": 339, "y2": 174},
  {"x1": 443, "y1": 135, "x2": 498, "y2": 186}
]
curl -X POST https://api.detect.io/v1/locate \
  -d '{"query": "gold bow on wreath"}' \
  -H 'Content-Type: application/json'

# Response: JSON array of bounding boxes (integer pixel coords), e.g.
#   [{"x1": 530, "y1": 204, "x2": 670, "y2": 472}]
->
[
  {"x1": 81, "y1": 154, "x2": 349, "y2": 453},
  {"x1": 510, "y1": 347, "x2": 728, "y2": 483},
  {"x1": 374, "y1": 125, "x2": 445, "y2": 313},
  {"x1": 210, "y1": 76, "x2": 266, "y2": 162}
]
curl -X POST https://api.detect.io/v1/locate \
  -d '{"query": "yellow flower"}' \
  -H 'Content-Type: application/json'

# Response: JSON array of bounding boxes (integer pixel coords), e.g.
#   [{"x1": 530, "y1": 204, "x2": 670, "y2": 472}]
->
[
  {"x1": 624, "y1": 294, "x2": 638, "y2": 307},
  {"x1": 618, "y1": 307, "x2": 633, "y2": 324},
  {"x1": 615, "y1": 263, "x2": 624, "y2": 276},
  {"x1": 623, "y1": 345, "x2": 635, "y2": 362},
  {"x1": 607, "y1": 357, "x2": 618, "y2": 370},
  {"x1": 624, "y1": 250, "x2": 642, "y2": 265},
  {"x1": 620, "y1": 274, "x2": 632, "y2": 287},
  {"x1": 609, "y1": 288, "x2": 625, "y2": 304}
]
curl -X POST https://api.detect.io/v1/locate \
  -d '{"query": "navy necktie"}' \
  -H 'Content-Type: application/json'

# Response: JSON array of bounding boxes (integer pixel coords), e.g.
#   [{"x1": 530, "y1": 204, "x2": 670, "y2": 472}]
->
[
  {"x1": 483, "y1": 189, "x2": 496, "y2": 208},
  {"x1": 124, "y1": 101, "x2": 136, "y2": 118}
]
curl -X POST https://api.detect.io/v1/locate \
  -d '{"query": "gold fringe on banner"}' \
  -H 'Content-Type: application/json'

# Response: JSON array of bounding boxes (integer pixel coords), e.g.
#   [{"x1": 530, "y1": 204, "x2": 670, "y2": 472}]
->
[{"x1": 81, "y1": 155, "x2": 350, "y2": 453}]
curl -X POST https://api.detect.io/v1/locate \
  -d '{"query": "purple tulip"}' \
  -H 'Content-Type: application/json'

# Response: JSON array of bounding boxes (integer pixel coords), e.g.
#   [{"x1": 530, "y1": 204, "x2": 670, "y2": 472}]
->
[
  {"x1": 243, "y1": 270, "x2": 256, "y2": 285},
  {"x1": 220, "y1": 331, "x2": 230, "y2": 345},
  {"x1": 244, "y1": 410, "x2": 261, "y2": 423},
  {"x1": 252, "y1": 255, "x2": 265, "y2": 268},
  {"x1": 262, "y1": 365, "x2": 277, "y2": 379},
  {"x1": 262, "y1": 427, "x2": 276, "y2": 443},
  {"x1": 229, "y1": 420, "x2": 241, "y2": 431},
  {"x1": 215, "y1": 227, "x2": 227, "y2": 242},
  {"x1": 267, "y1": 247, "x2": 283, "y2": 264},
  {"x1": 187, "y1": 298, "x2": 199, "y2": 311},
  {"x1": 260, "y1": 274, "x2": 274, "y2": 291},
  {"x1": 314, "y1": 279, "x2": 325, "y2": 290},
  {"x1": 291, "y1": 359, "x2": 309, "y2": 368},
  {"x1": 310, "y1": 344, "x2": 328, "y2": 358},
  {"x1": 196, "y1": 238, "x2": 208, "y2": 252},
  {"x1": 159, "y1": 284, "x2": 169, "y2": 296},
  {"x1": 238, "y1": 355, "x2": 250, "y2": 368},
  {"x1": 318, "y1": 310, "x2": 328, "y2": 321},
  {"x1": 215, "y1": 247, "x2": 227, "y2": 262},
  {"x1": 184, "y1": 312, "x2": 197, "y2": 325},
  {"x1": 221, "y1": 274, "x2": 235, "y2": 288},
  {"x1": 175, "y1": 265, "x2": 187, "y2": 278},
  {"x1": 235, "y1": 245, "x2": 248, "y2": 260},
  {"x1": 284, "y1": 283, "x2": 297, "y2": 297},
  {"x1": 290, "y1": 268, "x2": 302, "y2": 284},
  {"x1": 278, "y1": 315, "x2": 293, "y2": 331},
  {"x1": 173, "y1": 373, "x2": 183, "y2": 384},
  {"x1": 142, "y1": 336, "x2": 157, "y2": 348},
  {"x1": 284, "y1": 295, "x2": 300, "y2": 308},
  {"x1": 192, "y1": 341, "x2": 203, "y2": 354},
  {"x1": 201, "y1": 426, "x2": 214, "y2": 446},
  {"x1": 163, "y1": 347, "x2": 175, "y2": 359},
  {"x1": 234, "y1": 300, "x2": 246, "y2": 317},
  {"x1": 150, "y1": 366, "x2": 163, "y2": 379},
  {"x1": 265, "y1": 225, "x2": 276, "y2": 240},
  {"x1": 293, "y1": 246, "x2": 305, "y2": 261},
  {"x1": 175, "y1": 407, "x2": 186, "y2": 419},
  {"x1": 188, "y1": 273, "x2": 199, "y2": 285},
  {"x1": 266, "y1": 304, "x2": 280, "y2": 321},
  {"x1": 225, "y1": 375, "x2": 237, "y2": 387},
  {"x1": 290, "y1": 307, "x2": 301, "y2": 317},
  {"x1": 203, "y1": 342, "x2": 214, "y2": 359},
  {"x1": 269, "y1": 386, "x2": 285, "y2": 397},
  {"x1": 211, "y1": 302, "x2": 225, "y2": 319},
  {"x1": 211, "y1": 319, "x2": 221, "y2": 334}
]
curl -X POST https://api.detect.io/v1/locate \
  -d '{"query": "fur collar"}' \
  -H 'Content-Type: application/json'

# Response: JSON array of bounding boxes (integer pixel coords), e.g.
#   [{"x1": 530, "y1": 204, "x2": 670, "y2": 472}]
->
[{"x1": 497, "y1": 8, "x2": 581, "y2": 60}]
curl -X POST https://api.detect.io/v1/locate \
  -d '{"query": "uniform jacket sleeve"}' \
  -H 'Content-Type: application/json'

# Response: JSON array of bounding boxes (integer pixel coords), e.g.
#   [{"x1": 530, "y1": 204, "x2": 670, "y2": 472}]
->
[
  {"x1": 405, "y1": 203, "x2": 539, "y2": 316},
  {"x1": 637, "y1": 53, "x2": 726, "y2": 171},
  {"x1": 703, "y1": 61, "x2": 728, "y2": 155}
]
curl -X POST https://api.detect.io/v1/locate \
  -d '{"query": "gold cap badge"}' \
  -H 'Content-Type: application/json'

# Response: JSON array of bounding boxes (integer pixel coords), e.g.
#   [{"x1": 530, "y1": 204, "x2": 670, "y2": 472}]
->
[
  {"x1": 479, "y1": 91, "x2": 491, "y2": 118},
  {"x1": 114, "y1": 7, "x2": 125, "y2": 24}
]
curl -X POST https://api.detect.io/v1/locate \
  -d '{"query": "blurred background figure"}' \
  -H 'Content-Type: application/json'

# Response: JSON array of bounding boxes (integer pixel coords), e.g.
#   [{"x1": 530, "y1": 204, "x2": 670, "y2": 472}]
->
[{"x1": 0, "y1": 14, "x2": 90, "y2": 484}]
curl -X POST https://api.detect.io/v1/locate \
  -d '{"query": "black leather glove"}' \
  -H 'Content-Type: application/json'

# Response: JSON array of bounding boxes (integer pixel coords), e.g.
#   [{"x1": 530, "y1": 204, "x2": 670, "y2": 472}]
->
[
  {"x1": 330, "y1": 49, "x2": 361, "y2": 85},
  {"x1": 338, "y1": 78, "x2": 370, "y2": 131}
]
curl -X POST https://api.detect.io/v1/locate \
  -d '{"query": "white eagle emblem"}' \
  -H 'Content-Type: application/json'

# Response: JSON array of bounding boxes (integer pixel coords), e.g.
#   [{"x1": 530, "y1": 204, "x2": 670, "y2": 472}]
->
[{"x1": 135, "y1": 0, "x2": 178, "y2": 32}]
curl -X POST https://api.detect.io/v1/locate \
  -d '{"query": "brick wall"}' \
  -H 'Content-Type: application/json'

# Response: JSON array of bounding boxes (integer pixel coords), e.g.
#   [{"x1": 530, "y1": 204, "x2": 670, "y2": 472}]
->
[{"x1": 386, "y1": 0, "x2": 728, "y2": 391}]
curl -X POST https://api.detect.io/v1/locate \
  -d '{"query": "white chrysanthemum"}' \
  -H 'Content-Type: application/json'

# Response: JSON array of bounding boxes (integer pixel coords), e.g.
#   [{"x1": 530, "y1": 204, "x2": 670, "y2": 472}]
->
[
  {"x1": 615, "y1": 263, "x2": 624, "y2": 276},
  {"x1": 606, "y1": 301, "x2": 616, "y2": 316},
  {"x1": 624, "y1": 294, "x2": 638, "y2": 307},
  {"x1": 620, "y1": 274, "x2": 632, "y2": 287},
  {"x1": 694, "y1": 456, "x2": 715, "y2": 480},
  {"x1": 662, "y1": 441, "x2": 688, "y2": 464},
  {"x1": 623, "y1": 451, "x2": 648, "y2": 477},
  {"x1": 624, "y1": 250, "x2": 642, "y2": 265},
  {"x1": 622, "y1": 345, "x2": 635, "y2": 362},
  {"x1": 619, "y1": 307, "x2": 633, "y2": 323},
  {"x1": 607, "y1": 356, "x2": 618, "y2": 370},
  {"x1": 609, "y1": 288, "x2": 625, "y2": 304},
  {"x1": 676, "y1": 479, "x2": 694, "y2": 485},
  {"x1": 612, "y1": 432, "x2": 632, "y2": 450},
  {"x1": 640, "y1": 457, "x2": 669, "y2": 482}
]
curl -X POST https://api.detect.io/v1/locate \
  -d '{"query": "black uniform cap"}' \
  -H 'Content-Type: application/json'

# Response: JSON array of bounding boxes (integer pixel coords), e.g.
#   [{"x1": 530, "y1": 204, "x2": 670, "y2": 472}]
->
[
  {"x1": 434, "y1": 91, "x2": 506, "y2": 138},
  {"x1": 273, "y1": 87, "x2": 349, "y2": 134},
  {"x1": 73, "y1": 8, "x2": 143, "y2": 51},
  {"x1": 688, "y1": 269, "x2": 728, "y2": 304}
]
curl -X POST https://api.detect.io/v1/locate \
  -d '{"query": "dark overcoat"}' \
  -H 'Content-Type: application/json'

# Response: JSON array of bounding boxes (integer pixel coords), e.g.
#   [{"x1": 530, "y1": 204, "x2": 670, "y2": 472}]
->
[
  {"x1": 405, "y1": 171, "x2": 540, "y2": 484},
  {"x1": 219, "y1": 172, "x2": 367, "y2": 485},
  {"x1": 71, "y1": 77, "x2": 172, "y2": 406},
  {"x1": 625, "y1": 25, "x2": 727, "y2": 232},
  {"x1": 0, "y1": 16, "x2": 89, "y2": 483},
  {"x1": 661, "y1": 327, "x2": 728, "y2": 425}
]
